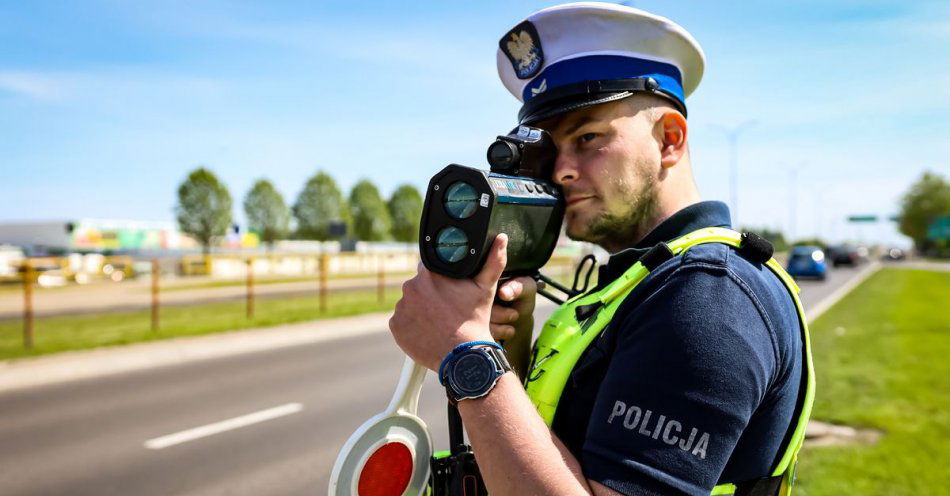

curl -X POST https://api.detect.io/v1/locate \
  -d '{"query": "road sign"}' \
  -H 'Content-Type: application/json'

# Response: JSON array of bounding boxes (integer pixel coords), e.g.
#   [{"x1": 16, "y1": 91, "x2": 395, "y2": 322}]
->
[
  {"x1": 847, "y1": 215, "x2": 878, "y2": 223},
  {"x1": 927, "y1": 216, "x2": 950, "y2": 241}
]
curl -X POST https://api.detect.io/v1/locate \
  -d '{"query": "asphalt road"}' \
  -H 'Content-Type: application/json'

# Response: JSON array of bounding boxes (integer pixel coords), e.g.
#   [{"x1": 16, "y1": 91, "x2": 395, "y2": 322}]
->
[{"x1": 0, "y1": 264, "x2": 870, "y2": 495}]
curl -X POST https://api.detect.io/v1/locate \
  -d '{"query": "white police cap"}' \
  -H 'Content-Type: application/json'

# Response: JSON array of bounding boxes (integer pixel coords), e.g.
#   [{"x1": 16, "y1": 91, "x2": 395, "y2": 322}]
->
[{"x1": 497, "y1": 2, "x2": 705, "y2": 124}]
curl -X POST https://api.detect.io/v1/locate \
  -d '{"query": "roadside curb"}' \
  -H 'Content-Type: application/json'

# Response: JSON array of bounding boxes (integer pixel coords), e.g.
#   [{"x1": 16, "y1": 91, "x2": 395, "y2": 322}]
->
[
  {"x1": 805, "y1": 262, "x2": 880, "y2": 323},
  {"x1": 0, "y1": 312, "x2": 393, "y2": 394},
  {"x1": 0, "y1": 299, "x2": 559, "y2": 394}
]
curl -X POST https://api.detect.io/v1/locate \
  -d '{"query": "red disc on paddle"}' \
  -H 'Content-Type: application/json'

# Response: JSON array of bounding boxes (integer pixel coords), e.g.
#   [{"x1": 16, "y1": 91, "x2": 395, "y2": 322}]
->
[{"x1": 357, "y1": 442, "x2": 413, "y2": 496}]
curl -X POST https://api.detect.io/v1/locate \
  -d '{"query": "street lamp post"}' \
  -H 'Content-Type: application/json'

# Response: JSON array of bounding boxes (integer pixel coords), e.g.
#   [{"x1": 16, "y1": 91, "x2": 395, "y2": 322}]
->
[
  {"x1": 789, "y1": 168, "x2": 797, "y2": 243},
  {"x1": 713, "y1": 120, "x2": 757, "y2": 227}
]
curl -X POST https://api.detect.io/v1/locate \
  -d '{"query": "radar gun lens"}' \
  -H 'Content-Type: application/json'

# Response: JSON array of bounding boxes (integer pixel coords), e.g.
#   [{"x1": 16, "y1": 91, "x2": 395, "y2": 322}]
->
[
  {"x1": 435, "y1": 227, "x2": 469, "y2": 263},
  {"x1": 487, "y1": 140, "x2": 519, "y2": 170},
  {"x1": 443, "y1": 181, "x2": 479, "y2": 220}
]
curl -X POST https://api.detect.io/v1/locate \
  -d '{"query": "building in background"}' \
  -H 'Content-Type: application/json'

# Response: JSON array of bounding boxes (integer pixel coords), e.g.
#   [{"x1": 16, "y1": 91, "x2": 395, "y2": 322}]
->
[{"x1": 0, "y1": 219, "x2": 203, "y2": 256}]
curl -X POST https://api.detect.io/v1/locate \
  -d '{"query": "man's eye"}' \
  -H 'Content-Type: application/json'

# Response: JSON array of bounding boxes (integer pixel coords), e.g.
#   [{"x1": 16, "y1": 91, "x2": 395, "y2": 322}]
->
[{"x1": 579, "y1": 132, "x2": 598, "y2": 143}]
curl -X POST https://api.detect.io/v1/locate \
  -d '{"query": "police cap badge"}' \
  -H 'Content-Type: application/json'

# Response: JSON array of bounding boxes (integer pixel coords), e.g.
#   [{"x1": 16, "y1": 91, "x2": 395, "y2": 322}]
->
[{"x1": 500, "y1": 21, "x2": 544, "y2": 80}]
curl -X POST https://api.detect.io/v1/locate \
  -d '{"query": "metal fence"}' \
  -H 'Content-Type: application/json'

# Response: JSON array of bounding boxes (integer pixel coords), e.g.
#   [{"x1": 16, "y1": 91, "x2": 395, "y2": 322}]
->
[{"x1": 3, "y1": 252, "x2": 580, "y2": 350}]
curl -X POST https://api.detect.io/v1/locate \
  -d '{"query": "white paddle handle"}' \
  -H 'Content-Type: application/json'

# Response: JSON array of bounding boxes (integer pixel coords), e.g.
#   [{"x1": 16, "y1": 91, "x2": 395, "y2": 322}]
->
[{"x1": 385, "y1": 357, "x2": 427, "y2": 415}]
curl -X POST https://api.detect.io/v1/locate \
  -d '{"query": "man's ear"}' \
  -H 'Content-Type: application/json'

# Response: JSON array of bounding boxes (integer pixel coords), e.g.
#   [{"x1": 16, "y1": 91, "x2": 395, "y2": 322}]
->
[{"x1": 657, "y1": 111, "x2": 688, "y2": 169}]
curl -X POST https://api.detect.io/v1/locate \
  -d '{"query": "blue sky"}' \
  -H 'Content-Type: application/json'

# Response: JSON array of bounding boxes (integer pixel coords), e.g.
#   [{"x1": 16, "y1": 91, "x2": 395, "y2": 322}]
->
[{"x1": 2, "y1": 0, "x2": 948, "y2": 245}]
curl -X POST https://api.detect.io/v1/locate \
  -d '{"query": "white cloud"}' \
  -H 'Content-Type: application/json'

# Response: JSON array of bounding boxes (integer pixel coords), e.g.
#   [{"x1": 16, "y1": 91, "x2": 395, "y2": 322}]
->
[
  {"x1": 116, "y1": 4, "x2": 496, "y2": 81},
  {"x1": 851, "y1": 3, "x2": 950, "y2": 41},
  {"x1": 0, "y1": 71, "x2": 65, "y2": 101},
  {"x1": 0, "y1": 68, "x2": 229, "y2": 109}
]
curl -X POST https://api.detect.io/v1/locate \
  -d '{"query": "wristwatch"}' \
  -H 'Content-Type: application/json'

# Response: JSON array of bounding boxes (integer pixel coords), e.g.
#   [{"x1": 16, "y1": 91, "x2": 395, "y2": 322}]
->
[{"x1": 442, "y1": 345, "x2": 512, "y2": 403}]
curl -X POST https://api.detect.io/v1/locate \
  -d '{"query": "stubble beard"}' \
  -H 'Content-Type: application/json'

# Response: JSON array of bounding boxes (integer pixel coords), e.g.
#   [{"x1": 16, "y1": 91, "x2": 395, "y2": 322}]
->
[{"x1": 565, "y1": 171, "x2": 659, "y2": 251}]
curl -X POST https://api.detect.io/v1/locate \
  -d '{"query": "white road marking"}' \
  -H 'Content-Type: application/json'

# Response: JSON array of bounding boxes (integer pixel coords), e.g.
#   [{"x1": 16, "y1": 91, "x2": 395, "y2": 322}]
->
[{"x1": 144, "y1": 403, "x2": 303, "y2": 450}]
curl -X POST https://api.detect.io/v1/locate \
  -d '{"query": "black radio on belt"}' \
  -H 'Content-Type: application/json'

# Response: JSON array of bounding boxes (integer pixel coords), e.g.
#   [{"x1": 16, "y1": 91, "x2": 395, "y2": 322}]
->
[{"x1": 419, "y1": 126, "x2": 565, "y2": 279}]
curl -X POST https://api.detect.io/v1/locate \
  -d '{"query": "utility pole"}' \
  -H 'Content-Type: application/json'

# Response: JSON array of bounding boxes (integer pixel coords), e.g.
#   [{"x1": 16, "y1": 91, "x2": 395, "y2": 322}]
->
[
  {"x1": 151, "y1": 258, "x2": 160, "y2": 332},
  {"x1": 789, "y1": 168, "x2": 796, "y2": 243},
  {"x1": 22, "y1": 259, "x2": 33, "y2": 349},
  {"x1": 712, "y1": 120, "x2": 757, "y2": 227},
  {"x1": 246, "y1": 257, "x2": 255, "y2": 319}
]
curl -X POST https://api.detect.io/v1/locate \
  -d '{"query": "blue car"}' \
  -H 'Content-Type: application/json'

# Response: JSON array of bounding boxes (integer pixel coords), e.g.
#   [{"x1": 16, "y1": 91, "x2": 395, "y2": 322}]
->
[{"x1": 786, "y1": 246, "x2": 827, "y2": 280}]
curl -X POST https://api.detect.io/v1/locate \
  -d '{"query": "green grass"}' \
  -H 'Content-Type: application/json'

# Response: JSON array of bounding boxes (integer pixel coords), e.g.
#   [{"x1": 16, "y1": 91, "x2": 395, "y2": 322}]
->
[
  {"x1": 160, "y1": 271, "x2": 417, "y2": 291},
  {"x1": 795, "y1": 268, "x2": 950, "y2": 495},
  {"x1": 0, "y1": 281, "x2": 73, "y2": 294},
  {"x1": 0, "y1": 289, "x2": 401, "y2": 360}
]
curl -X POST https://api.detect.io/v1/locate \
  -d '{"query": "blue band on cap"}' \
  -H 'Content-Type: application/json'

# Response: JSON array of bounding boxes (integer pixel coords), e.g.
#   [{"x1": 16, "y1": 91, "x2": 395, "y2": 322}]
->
[{"x1": 522, "y1": 55, "x2": 684, "y2": 106}]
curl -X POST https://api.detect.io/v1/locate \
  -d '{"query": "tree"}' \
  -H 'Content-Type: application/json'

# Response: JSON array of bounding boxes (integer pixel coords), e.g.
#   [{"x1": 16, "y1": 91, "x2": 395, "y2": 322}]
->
[
  {"x1": 175, "y1": 167, "x2": 232, "y2": 255},
  {"x1": 790, "y1": 237, "x2": 829, "y2": 250},
  {"x1": 349, "y1": 179, "x2": 392, "y2": 241},
  {"x1": 292, "y1": 171, "x2": 350, "y2": 241},
  {"x1": 243, "y1": 179, "x2": 290, "y2": 248},
  {"x1": 388, "y1": 184, "x2": 423, "y2": 242},
  {"x1": 899, "y1": 171, "x2": 950, "y2": 251}
]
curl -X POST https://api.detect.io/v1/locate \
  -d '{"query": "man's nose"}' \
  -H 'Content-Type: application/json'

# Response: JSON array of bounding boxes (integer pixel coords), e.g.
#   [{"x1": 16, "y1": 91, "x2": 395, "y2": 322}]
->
[{"x1": 552, "y1": 151, "x2": 579, "y2": 186}]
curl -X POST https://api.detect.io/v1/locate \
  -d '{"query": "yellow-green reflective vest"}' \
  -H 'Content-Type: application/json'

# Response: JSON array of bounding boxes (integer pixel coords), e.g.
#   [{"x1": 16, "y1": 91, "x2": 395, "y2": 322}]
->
[{"x1": 524, "y1": 228, "x2": 815, "y2": 496}]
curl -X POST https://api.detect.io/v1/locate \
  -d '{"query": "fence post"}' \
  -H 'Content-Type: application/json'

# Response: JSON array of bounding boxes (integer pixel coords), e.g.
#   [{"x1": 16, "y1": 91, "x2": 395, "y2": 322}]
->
[
  {"x1": 22, "y1": 259, "x2": 34, "y2": 350},
  {"x1": 377, "y1": 255, "x2": 385, "y2": 304},
  {"x1": 319, "y1": 254, "x2": 329, "y2": 312},
  {"x1": 151, "y1": 258, "x2": 160, "y2": 332},
  {"x1": 246, "y1": 257, "x2": 255, "y2": 319}
]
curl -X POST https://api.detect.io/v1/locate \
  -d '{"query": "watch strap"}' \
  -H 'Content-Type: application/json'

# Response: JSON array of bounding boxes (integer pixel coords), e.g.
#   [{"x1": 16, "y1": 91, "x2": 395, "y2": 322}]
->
[
  {"x1": 439, "y1": 340, "x2": 503, "y2": 386},
  {"x1": 444, "y1": 345, "x2": 512, "y2": 403}
]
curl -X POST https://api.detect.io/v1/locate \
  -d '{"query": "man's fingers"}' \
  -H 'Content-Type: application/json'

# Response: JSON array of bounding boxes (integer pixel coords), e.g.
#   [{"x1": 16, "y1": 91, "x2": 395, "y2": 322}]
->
[
  {"x1": 498, "y1": 279, "x2": 522, "y2": 301},
  {"x1": 491, "y1": 305, "x2": 519, "y2": 324},
  {"x1": 474, "y1": 233, "x2": 508, "y2": 291},
  {"x1": 489, "y1": 324, "x2": 516, "y2": 341},
  {"x1": 517, "y1": 276, "x2": 538, "y2": 297},
  {"x1": 498, "y1": 276, "x2": 538, "y2": 302}
]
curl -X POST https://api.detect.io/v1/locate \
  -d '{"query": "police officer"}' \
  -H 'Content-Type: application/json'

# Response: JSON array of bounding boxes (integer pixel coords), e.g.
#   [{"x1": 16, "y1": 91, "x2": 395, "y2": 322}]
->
[{"x1": 389, "y1": 3, "x2": 813, "y2": 495}]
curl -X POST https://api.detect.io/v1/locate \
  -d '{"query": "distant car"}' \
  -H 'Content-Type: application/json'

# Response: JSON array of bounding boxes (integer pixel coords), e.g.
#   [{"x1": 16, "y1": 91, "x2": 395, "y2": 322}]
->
[
  {"x1": 786, "y1": 245, "x2": 827, "y2": 280},
  {"x1": 882, "y1": 247, "x2": 907, "y2": 261},
  {"x1": 830, "y1": 244, "x2": 865, "y2": 267}
]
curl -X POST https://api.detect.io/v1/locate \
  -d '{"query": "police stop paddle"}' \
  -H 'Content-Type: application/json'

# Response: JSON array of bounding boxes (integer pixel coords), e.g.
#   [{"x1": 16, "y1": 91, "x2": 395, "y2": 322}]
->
[{"x1": 328, "y1": 357, "x2": 432, "y2": 496}]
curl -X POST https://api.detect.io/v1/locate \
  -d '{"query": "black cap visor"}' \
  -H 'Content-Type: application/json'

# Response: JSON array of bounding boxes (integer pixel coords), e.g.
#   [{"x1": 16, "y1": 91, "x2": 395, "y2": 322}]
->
[{"x1": 517, "y1": 77, "x2": 686, "y2": 125}]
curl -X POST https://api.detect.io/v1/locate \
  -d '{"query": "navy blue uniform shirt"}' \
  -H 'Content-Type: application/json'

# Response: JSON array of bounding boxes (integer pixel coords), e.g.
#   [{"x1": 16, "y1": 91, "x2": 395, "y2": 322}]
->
[{"x1": 551, "y1": 201, "x2": 804, "y2": 495}]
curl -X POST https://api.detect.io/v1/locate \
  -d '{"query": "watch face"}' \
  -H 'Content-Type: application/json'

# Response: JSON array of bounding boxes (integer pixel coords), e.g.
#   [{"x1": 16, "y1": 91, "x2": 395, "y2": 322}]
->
[{"x1": 451, "y1": 352, "x2": 495, "y2": 396}]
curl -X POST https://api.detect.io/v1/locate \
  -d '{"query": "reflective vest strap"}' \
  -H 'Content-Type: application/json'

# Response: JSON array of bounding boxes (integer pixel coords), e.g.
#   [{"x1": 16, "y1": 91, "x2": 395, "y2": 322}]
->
[
  {"x1": 667, "y1": 227, "x2": 743, "y2": 254},
  {"x1": 598, "y1": 264, "x2": 650, "y2": 304},
  {"x1": 713, "y1": 474, "x2": 787, "y2": 496},
  {"x1": 769, "y1": 277, "x2": 815, "y2": 478},
  {"x1": 598, "y1": 228, "x2": 774, "y2": 309},
  {"x1": 765, "y1": 258, "x2": 801, "y2": 295},
  {"x1": 711, "y1": 484, "x2": 737, "y2": 495},
  {"x1": 763, "y1": 259, "x2": 812, "y2": 478}
]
